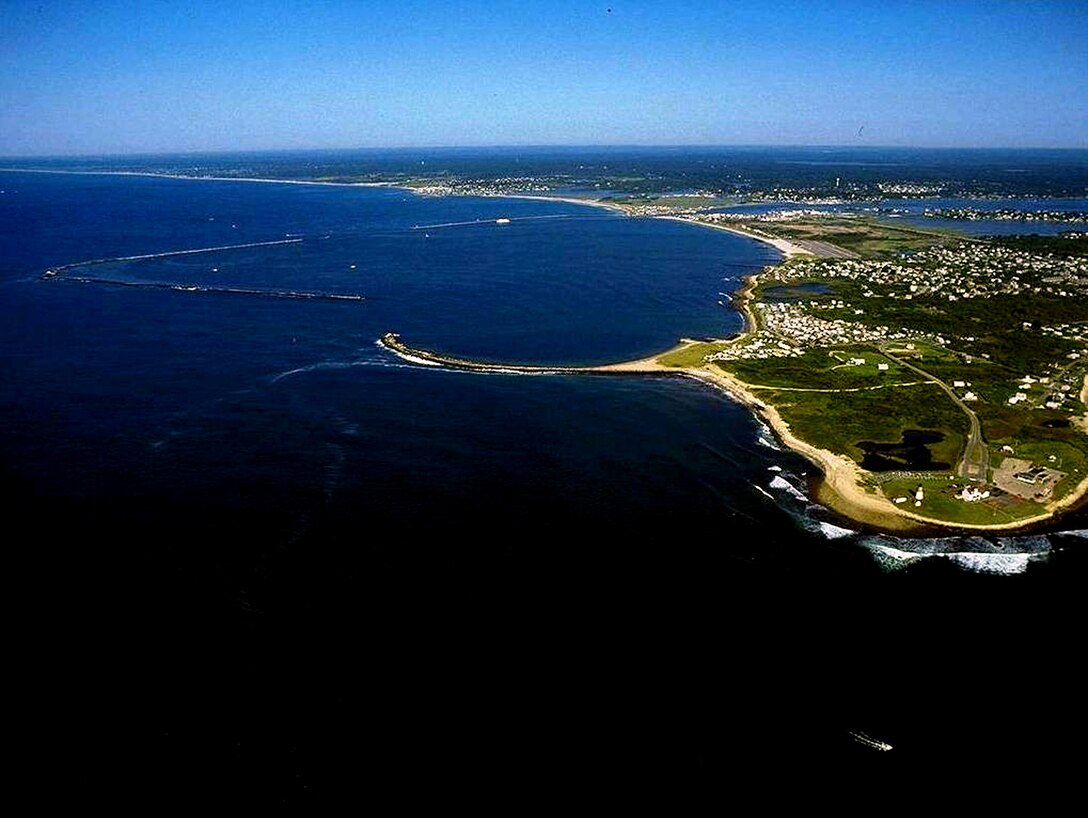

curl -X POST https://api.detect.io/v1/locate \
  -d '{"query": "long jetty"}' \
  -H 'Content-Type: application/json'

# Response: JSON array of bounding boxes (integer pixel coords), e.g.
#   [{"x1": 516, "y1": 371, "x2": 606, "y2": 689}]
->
[
  {"x1": 41, "y1": 238, "x2": 304, "y2": 279},
  {"x1": 378, "y1": 332, "x2": 689, "y2": 376}
]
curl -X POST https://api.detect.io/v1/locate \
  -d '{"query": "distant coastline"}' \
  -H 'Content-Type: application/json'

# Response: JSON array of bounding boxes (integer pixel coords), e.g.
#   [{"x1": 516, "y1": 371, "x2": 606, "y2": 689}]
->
[{"x1": 0, "y1": 167, "x2": 400, "y2": 189}]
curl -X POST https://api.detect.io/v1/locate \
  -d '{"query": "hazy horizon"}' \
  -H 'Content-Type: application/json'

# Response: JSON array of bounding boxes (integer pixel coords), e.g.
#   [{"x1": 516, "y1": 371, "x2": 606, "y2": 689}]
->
[{"x1": 4, "y1": 143, "x2": 1088, "y2": 163}]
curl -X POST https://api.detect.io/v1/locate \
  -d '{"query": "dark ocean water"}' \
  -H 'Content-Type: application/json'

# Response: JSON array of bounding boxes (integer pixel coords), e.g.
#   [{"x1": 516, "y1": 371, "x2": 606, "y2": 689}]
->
[{"x1": 3, "y1": 167, "x2": 1083, "y2": 802}]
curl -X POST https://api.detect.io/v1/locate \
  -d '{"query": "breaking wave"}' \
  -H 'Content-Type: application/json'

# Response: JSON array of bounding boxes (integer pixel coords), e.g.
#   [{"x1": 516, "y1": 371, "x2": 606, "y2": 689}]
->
[
  {"x1": 941, "y1": 552, "x2": 1033, "y2": 575},
  {"x1": 818, "y1": 521, "x2": 856, "y2": 539},
  {"x1": 769, "y1": 474, "x2": 808, "y2": 501},
  {"x1": 856, "y1": 533, "x2": 1051, "y2": 575},
  {"x1": 755, "y1": 419, "x2": 781, "y2": 450}
]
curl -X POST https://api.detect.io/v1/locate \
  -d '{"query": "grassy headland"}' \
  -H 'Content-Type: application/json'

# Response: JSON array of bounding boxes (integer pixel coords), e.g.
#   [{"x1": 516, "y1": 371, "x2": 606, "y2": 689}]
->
[{"x1": 380, "y1": 192, "x2": 1088, "y2": 531}]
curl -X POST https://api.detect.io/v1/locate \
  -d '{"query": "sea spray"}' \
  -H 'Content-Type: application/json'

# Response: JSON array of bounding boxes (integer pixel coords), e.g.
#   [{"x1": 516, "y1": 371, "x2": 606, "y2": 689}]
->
[
  {"x1": 857, "y1": 532, "x2": 1051, "y2": 575},
  {"x1": 769, "y1": 474, "x2": 807, "y2": 502}
]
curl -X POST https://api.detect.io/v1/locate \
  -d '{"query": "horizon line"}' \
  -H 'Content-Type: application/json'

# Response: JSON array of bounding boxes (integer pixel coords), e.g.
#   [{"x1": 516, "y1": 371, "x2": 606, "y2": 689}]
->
[{"x1": 3, "y1": 142, "x2": 1088, "y2": 162}]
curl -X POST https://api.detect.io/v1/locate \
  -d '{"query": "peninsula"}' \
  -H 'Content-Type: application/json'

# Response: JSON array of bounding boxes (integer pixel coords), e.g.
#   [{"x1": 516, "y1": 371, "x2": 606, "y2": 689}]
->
[
  {"x1": 26, "y1": 159, "x2": 1086, "y2": 531},
  {"x1": 382, "y1": 214, "x2": 1088, "y2": 532}
]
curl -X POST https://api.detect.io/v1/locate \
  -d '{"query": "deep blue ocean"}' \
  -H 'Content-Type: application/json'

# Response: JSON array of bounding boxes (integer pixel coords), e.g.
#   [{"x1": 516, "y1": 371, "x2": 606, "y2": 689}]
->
[{"x1": 3, "y1": 166, "x2": 1083, "y2": 801}]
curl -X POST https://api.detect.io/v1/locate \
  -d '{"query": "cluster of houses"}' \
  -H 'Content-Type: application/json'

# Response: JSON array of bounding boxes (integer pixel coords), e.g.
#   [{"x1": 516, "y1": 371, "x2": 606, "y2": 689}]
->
[
  {"x1": 410, "y1": 176, "x2": 558, "y2": 197},
  {"x1": 923, "y1": 208, "x2": 1088, "y2": 224},
  {"x1": 1041, "y1": 322, "x2": 1088, "y2": 343},
  {"x1": 707, "y1": 241, "x2": 1087, "y2": 419},
  {"x1": 875, "y1": 182, "x2": 945, "y2": 196},
  {"x1": 773, "y1": 243, "x2": 1088, "y2": 303},
  {"x1": 709, "y1": 301, "x2": 927, "y2": 362},
  {"x1": 687, "y1": 209, "x2": 844, "y2": 224},
  {"x1": 1005, "y1": 373, "x2": 1079, "y2": 409},
  {"x1": 708, "y1": 330, "x2": 804, "y2": 361}
]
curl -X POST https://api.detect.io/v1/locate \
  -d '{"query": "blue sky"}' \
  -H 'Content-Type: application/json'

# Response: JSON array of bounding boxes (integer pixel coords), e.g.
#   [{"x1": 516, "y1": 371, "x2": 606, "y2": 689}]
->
[{"x1": 1, "y1": 0, "x2": 1085, "y2": 155}]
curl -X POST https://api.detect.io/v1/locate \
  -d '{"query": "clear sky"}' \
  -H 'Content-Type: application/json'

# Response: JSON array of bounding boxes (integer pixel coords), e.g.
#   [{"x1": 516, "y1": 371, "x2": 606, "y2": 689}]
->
[{"x1": 1, "y1": 0, "x2": 1085, "y2": 155}]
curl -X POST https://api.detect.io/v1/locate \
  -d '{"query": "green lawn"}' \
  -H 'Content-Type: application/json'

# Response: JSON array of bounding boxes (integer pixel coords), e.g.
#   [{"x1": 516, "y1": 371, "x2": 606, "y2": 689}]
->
[
  {"x1": 719, "y1": 347, "x2": 916, "y2": 390},
  {"x1": 879, "y1": 476, "x2": 1045, "y2": 525},
  {"x1": 657, "y1": 341, "x2": 729, "y2": 368}
]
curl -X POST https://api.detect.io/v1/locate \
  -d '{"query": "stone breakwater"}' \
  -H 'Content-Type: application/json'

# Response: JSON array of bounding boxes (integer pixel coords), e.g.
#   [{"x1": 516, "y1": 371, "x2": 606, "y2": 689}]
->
[{"x1": 380, "y1": 331, "x2": 1088, "y2": 534}]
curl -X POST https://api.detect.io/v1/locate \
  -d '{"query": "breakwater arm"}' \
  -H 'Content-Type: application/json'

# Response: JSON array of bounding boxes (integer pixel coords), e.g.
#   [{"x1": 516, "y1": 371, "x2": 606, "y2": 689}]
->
[{"x1": 378, "y1": 332, "x2": 700, "y2": 375}]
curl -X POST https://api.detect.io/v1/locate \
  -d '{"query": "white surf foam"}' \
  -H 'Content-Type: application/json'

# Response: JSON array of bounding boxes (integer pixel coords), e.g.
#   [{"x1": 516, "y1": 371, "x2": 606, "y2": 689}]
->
[
  {"x1": 769, "y1": 474, "x2": 807, "y2": 501},
  {"x1": 940, "y1": 552, "x2": 1033, "y2": 575},
  {"x1": 1056, "y1": 529, "x2": 1088, "y2": 539},
  {"x1": 754, "y1": 419, "x2": 781, "y2": 450},
  {"x1": 752, "y1": 483, "x2": 775, "y2": 500},
  {"x1": 868, "y1": 544, "x2": 925, "y2": 568},
  {"x1": 818, "y1": 521, "x2": 856, "y2": 539}
]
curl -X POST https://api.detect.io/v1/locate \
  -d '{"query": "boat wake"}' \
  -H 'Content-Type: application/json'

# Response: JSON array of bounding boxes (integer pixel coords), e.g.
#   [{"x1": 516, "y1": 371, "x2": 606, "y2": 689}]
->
[
  {"x1": 40, "y1": 236, "x2": 368, "y2": 303},
  {"x1": 849, "y1": 731, "x2": 893, "y2": 752},
  {"x1": 41, "y1": 237, "x2": 304, "y2": 278},
  {"x1": 271, "y1": 355, "x2": 441, "y2": 383}
]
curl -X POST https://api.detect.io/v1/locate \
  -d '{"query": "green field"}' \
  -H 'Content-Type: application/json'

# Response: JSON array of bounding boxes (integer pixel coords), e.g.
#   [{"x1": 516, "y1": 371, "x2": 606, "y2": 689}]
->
[
  {"x1": 761, "y1": 217, "x2": 961, "y2": 258},
  {"x1": 706, "y1": 224, "x2": 1088, "y2": 527},
  {"x1": 879, "y1": 476, "x2": 1045, "y2": 525},
  {"x1": 748, "y1": 380, "x2": 968, "y2": 466},
  {"x1": 719, "y1": 346, "x2": 914, "y2": 389},
  {"x1": 657, "y1": 341, "x2": 730, "y2": 368}
]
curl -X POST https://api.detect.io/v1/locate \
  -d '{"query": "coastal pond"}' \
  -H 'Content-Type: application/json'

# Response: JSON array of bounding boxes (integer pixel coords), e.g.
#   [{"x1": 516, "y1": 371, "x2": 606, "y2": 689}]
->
[
  {"x1": 760, "y1": 281, "x2": 833, "y2": 301},
  {"x1": 856, "y1": 429, "x2": 951, "y2": 472}
]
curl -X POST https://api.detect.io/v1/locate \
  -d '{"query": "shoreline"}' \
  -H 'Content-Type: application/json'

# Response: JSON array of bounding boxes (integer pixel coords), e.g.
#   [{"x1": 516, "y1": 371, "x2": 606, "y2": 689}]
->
[
  {"x1": 15, "y1": 166, "x2": 1081, "y2": 533},
  {"x1": 379, "y1": 332, "x2": 1088, "y2": 534},
  {"x1": 682, "y1": 363, "x2": 1088, "y2": 533},
  {"x1": 0, "y1": 167, "x2": 401, "y2": 188},
  {"x1": 656, "y1": 215, "x2": 814, "y2": 257},
  {"x1": 496, "y1": 193, "x2": 628, "y2": 213}
]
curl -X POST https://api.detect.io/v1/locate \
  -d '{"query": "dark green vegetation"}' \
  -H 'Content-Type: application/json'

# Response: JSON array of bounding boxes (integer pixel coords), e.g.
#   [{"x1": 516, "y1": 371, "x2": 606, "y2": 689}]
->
[
  {"x1": 718, "y1": 347, "x2": 914, "y2": 389},
  {"x1": 715, "y1": 221, "x2": 1088, "y2": 523},
  {"x1": 986, "y1": 233, "x2": 1088, "y2": 257},
  {"x1": 600, "y1": 194, "x2": 728, "y2": 210},
  {"x1": 839, "y1": 288, "x2": 1086, "y2": 372},
  {"x1": 748, "y1": 381, "x2": 968, "y2": 468},
  {"x1": 760, "y1": 281, "x2": 833, "y2": 301}
]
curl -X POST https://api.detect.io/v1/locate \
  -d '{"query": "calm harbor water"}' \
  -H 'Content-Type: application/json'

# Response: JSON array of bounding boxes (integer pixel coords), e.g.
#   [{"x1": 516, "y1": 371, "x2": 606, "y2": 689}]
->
[{"x1": 3, "y1": 167, "x2": 1082, "y2": 800}]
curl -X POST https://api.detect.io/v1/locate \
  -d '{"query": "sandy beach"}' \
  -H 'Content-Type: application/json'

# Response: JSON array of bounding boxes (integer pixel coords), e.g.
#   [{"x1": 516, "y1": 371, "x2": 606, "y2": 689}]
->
[
  {"x1": 657, "y1": 215, "x2": 813, "y2": 257},
  {"x1": 499, "y1": 193, "x2": 629, "y2": 213},
  {"x1": 22, "y1": 166, "x2": 1075, "y2": 533},
  {"x1": 677, "y1": 357, "x2": 1088, "y2": 533},
  {"x1": 0, "y1": 167, "x2": 404, "y2": 189},
  {"x1": 383, "y1": 327, "x2": 1088, "y2": 533}
]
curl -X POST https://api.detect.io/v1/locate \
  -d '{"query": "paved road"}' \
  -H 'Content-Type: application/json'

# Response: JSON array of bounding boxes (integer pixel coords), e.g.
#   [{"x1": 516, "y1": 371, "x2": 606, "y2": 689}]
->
[
  {"x1": 791, "y1": 238, "x2": 859, "y2": 258},
  {"x1": 879, "y1": 346, "x2": 989, "y2": 481}
]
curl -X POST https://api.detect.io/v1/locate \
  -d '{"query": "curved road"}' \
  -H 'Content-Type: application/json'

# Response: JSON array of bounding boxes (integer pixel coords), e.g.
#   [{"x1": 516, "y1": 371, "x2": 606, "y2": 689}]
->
[
  {"x1": 879, "y1": 345, "x2": 989, "y2": 482},
  {"x1": 384, "y1": 331, "x2": 991, "y2": 483}
]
